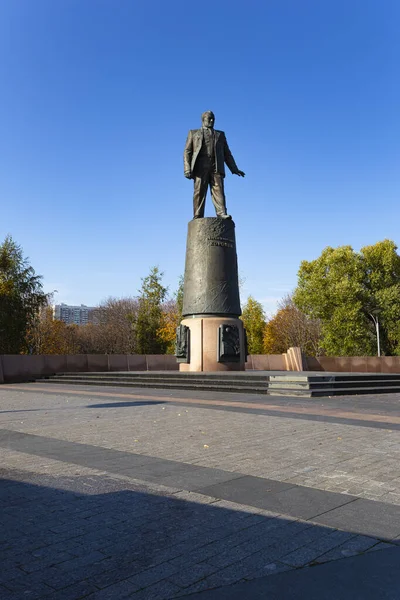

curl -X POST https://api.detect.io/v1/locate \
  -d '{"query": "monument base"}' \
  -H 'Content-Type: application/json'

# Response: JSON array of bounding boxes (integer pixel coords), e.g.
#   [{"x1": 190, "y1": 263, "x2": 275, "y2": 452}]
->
[{"x1": 179, "y1": 316, "x2": 246, "y2": 372}]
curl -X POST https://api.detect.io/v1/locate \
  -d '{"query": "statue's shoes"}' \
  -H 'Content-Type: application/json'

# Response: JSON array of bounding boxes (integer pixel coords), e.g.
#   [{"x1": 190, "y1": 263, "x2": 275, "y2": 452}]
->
[{"x1": 219, "y1": 214, "x2": 232, "y2": 220}]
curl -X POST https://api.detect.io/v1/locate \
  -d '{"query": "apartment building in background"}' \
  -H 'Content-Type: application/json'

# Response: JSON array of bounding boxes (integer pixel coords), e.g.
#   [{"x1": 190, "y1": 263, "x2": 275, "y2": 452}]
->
[{"x1": 53, "y1": 303, "x2": 98, "y2": 325}]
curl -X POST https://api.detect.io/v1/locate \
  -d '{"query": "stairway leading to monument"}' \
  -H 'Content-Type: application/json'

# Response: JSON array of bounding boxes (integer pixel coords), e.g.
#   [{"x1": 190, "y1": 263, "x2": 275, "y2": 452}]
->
[
  {"x1": 268, "y1": 374, "x2": 400, "y2": 396},
  {"x1": 37, "y1": 372, "x2": 270, "y2": 394},
  {"x1": 36, "y1": 371, "x2": 400, "y2": 397},
  {"x1": 40, "y1": 371, "x2": 268, "y2": 394}
]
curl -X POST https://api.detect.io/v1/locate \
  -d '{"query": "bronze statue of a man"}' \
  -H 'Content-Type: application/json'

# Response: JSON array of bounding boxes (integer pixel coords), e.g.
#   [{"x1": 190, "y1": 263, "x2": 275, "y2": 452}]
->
[{"x1": 184, "y1": 111, "x2": 245, "y2": 219}]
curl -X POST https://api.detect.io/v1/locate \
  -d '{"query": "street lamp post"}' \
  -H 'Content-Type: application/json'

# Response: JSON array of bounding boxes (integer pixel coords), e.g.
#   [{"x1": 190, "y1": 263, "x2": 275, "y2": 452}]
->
[{"x1": 368, "y1": 311, "x2": 381, "y2": 357}]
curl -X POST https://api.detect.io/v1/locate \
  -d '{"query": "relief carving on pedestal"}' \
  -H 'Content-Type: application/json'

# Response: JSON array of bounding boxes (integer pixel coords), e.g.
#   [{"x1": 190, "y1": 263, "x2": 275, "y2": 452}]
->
[
  {"x1": 175, "y1": 324, "x2": 190, "y2": 363},
  {"x1": 218, "y1": 324, "x2": 241, "y2": 363}
]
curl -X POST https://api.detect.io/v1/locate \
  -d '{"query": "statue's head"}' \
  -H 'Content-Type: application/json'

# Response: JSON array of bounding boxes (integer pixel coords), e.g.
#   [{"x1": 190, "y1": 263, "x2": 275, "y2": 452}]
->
[{"x1": 201, "y1": 111, "x2": 215, "y2": 129}]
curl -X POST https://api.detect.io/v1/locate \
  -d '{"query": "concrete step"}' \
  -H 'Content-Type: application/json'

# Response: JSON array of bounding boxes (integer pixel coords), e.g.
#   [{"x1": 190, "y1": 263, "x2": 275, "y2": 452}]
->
[
  {"x1": 269, "y1": 385, "x2": 400, "y2": 397},
  {"x1": 268, "y1": 379, "x2": 400, "y2": 390},
  {"x1": 46, "y1": 374, "x2": 268, "y2": 387},
  {"x1": 37, "y1": 373, "x2": 400, "y2": 398},
  {"x1": 54, "y1": 371, "x2": 268, "y2": 382},
  {"x1": 331, "y1": 374, "x2": 400, "y2": 381},
  {"x1": 39, "y1": 377, "x2": 269, "y2": 394},
  {"x1": 271, "y1": 374, "x2": 400, "y2": 383}
]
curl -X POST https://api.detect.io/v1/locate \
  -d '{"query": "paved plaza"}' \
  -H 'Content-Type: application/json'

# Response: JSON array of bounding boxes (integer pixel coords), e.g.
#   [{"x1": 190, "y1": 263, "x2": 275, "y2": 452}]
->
[{"x1": 1, "y1": 381, "x2": 400, "y2": 599}]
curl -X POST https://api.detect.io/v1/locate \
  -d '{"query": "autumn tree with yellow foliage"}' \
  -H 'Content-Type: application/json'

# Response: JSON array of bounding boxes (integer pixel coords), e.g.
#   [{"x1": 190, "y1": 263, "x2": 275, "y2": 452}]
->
[
  {"x1": 157, "y1": 277, "x2": 184, "y2": 354},
  {"x1": 26, "y1": 306, "x2": 83, "y2": 354},
  {"x1": 263, "y1": 296, "x2": 321, "y2": 356}
]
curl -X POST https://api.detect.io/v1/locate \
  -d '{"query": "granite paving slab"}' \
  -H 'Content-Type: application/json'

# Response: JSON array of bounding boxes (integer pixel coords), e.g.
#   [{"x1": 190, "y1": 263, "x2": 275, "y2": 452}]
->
[
  {"x1": 180, "y1": 546, "x2": 400, "y2": 599},
  {"x1": 197, "y1": 475, "x2": 356, "y2": 520},
  {"x1": 315, "y1": 497, "x2": 400, "y2": 540}
]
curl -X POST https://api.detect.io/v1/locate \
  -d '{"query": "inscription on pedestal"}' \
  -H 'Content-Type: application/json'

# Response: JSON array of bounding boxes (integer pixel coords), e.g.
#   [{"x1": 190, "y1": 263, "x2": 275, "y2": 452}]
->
[
  {"x1": 207, "y1": 237, "x2": 234, "y2": 249},
  {"x1": 175, "y1": 324, "x2": 190, "y2": 363},
  {"x1": 218, "y1": 324, "x2": 240, "y2": 363}
]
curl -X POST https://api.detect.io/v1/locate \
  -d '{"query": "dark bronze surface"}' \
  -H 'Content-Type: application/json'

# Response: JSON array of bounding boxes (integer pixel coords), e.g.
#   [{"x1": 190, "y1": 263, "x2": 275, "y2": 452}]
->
[
  {"x1": 182, "y1": 218, "x2": 241, "y2": 317},
  {"x1": 175, "y1": 324, "x2": 190, "y2": 363},
  {"x1": 218, "y1": 324, "x2": 241, "y2": 363},
  {"x1": 184, "y1": 111, "x2": 245, "y2": 219}
]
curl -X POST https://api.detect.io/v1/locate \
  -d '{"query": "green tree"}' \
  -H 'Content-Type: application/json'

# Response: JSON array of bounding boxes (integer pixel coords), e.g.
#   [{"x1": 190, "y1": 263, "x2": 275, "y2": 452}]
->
[
  {"x1": 293, "y1": 240, "x2": 400, "y2": 356},
  {"x1": 362, "y1": 240, "x2": 400, "y2": 355},
  {"x1": 0, "y1": 236, "x2": 47, "y2": 354},
  {"x1": 241, "y1": 296, "x2": 266, "y2": 354},
  {"x1": 133, "y1": 266, "x2": 168, "y2": 354}
]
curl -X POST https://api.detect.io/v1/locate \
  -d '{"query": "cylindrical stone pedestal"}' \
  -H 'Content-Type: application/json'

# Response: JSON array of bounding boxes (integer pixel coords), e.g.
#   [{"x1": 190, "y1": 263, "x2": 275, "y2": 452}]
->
[
  {"x1": 179, "y1": 316, "x2": 246, "y2": 372},
  {"x1": 177, "y1": 218, "x2": 245, "y2": 372}
]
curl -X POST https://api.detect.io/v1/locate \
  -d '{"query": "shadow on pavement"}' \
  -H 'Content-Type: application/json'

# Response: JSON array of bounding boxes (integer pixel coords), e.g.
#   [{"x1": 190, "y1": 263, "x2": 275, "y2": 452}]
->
[
  {"x1": 1, "y1": 469, "x2": 399, "y2": 599},
  {"x1": 184, "y1": 545, "x2": 400, "y2": 600}
]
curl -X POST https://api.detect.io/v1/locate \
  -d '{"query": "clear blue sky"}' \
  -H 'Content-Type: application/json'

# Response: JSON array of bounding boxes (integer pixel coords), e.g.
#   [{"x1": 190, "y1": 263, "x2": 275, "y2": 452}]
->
[{"x1": 1, "y1": 0, "x2": 399, "y2": 315}]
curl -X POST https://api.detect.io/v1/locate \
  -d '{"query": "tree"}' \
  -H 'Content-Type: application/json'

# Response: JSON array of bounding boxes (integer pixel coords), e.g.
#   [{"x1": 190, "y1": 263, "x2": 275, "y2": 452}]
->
[
  {"x1": 71, "y1": 298, "x2": 138, "y2": 354},
  {"x1": 133, "y1": 266, "x2": 168, "y2": 354},
  {"x1": 293, "y1": 240, "x2": 400, "y2": 356},
  {"x1": 241, "y1": 296, "x2": 266, "y2": 354},
  {"x1": 0, "y1": 236, "x2": 47, "y2": 354},
  {"x1": 27, "y1": 306, "x2": 69, "y2": 354},
  {"x1": 175, "y1": 275, "x2": 184, "y2": 322},
  {"x1": 157, "y1": 276, "x2": 184, "y2": 354},
  {"x1": 98, "y1": 297, "x2": 138, "y2": 354},
  {"x1": 362, "y1": 240, "x2": 400, "y2": 355},
  {"x1": 157, "y1": 299, "x2": 179, "y2": 354},
  {"x1": 263, "y1": 295, "x2": 321, "y2": 356}
]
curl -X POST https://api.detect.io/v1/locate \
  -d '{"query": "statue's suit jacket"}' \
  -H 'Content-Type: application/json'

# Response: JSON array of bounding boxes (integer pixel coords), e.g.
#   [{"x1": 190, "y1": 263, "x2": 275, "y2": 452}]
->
[{"x1": 184, "y1": 129, "x2": 239, "y2": 177}]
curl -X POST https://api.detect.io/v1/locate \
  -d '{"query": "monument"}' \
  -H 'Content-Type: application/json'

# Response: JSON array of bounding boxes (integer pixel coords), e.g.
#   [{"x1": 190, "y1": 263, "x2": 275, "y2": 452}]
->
[{"x1": 176, "y1": 111, "x2": 247, "y2": 371}]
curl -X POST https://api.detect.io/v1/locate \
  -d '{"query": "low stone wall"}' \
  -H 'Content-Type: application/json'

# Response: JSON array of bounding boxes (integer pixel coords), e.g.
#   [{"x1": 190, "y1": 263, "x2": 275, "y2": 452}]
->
[
  {"x1": 1, "y1": 353, "x2": 400, "y2": 384},
  {"x1": 245, "y1": 355, "x2": 286, "y2": 371},
  {"x1": 307, "y1": 355, "x2": 400, "y2": 373},
  {"x1": 252, "y1": 351, "x2": 400, "y2": 374},
  {"x1": 0, "y1": 354, "x2": 289, "y2": 384},
  {"x1": 0, "y1": 354, "x2": 179, "y2": 383}
]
